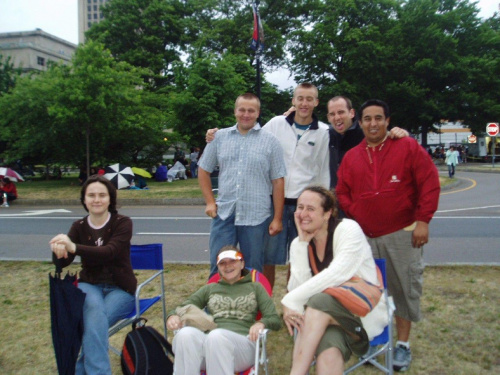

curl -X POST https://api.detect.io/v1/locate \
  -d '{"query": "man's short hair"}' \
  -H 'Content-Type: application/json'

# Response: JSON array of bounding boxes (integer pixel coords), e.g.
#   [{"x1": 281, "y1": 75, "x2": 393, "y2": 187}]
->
[
  {"x1": 235, "y1": 93, "x2": 261, "y2": 108},
  {"x1": 293, "y1": 83, "x2": 318, "y2": 98},
  {"x1": 359, "y1": 99, "x2": 390, "y2": 119},
  {"x1": 328, "y1": 96, "x2": 353, "y2": 111}
]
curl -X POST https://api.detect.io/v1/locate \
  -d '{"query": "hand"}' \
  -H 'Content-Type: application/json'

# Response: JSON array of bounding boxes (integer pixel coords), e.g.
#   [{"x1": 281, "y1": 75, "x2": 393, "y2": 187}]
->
[
  {"x1": 205, "y1": 128, "x2": 219, "y2": 143},
  {"x1": 412, "y1": 221, "x2": 429, "y2": 248},
  {"x1": 388, "y1": 127, "x2": 409, "y2": 139},
  {"x1": 205, "y1": 203, "x2": 217, "y2": 218},
  {"x1": 248, "y1": 322, "x2": 265, "y2": 342},
  {"x1": 49, "y1": 234, "x2": 76, "y2": 257},
  {"x1": 268, "y1": 217, "x2": 283, "y2": 236},
  {"x1": 167, "y1": 315, "x2": 183, "y2": 331},
  {"x1": 293, "y1": 212, "x2": 318, "y2": 243},
  {"x1": 283, "y1": 106, "x2": 296, "y2": 117},
  {"x1": 282, "y1": 305, "x2": 304, "y2": 336}
]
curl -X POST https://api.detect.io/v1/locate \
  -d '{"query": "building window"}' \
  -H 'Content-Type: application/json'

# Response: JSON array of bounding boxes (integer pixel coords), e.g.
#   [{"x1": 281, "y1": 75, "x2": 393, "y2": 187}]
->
[
  {"x1": 88, "y1": 22, "x2": 92, "y2": 28},
  {"x1": 88, "y1": 5, "x2": 91, "y2": 11},
  {"x1": 93, "y1": 13, "x2": 98, "y2": 19},
  {"x1": 37, "y1": 57, "x2": 45, "y2": 66},
  {"x1": 94, "y1": 5, "x2": 97, "y2": 11},
  {"x1": 100, "y1": 12, "x2": 104, "y2": 19},
  {"x1": 88, "y1": 14, "x2": 91, "y2": 20}
]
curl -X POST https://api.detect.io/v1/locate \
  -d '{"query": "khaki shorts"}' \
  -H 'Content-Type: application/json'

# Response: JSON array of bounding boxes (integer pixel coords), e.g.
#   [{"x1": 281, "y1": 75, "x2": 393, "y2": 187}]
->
[
  {"x1": 368, "y1": 228, "x2": 424, "y2": 322},
  {"x1": 306, "y1": 293, "x2": 369, "y2": 362}
]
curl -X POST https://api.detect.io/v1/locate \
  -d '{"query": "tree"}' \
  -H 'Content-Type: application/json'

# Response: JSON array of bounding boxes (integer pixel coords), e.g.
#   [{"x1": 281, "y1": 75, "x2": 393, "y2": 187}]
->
[
  {"x1": 0, "y1": 42, "x2": 169, "y2": 170},
  {"x1": 86, "y1": 0, "x2": 190, "y2": 88},
  {"x1": 286, "y1": 0, "x2": 500, "y2": 143},
  {"x1": 165, "y1": 53, "x2": 253, "y2": 147},
  {"x1": 0, "y1": 54, "x2": 21, "y2": 95}
]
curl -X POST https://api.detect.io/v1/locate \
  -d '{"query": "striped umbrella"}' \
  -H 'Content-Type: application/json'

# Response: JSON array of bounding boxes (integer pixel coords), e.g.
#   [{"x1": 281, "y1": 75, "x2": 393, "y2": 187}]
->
[
  {"x1": 0, "y1": 167, "x2": 24, "y2": 182},
  {"x1": 103, "y1": 163, "x2": 134, "y2": 189}
]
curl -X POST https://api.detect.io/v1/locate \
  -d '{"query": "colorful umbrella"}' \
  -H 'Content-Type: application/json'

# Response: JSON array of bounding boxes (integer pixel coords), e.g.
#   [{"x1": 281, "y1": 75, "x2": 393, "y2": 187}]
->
[
  {"x1": 103, "y1": 163, "x2": 134, "y2": 189},
  {"x1": 131, "y1": 167, "x2": 152, "y2": 178},
  {"x1": 0, "y1": 167, "x2": 24, "y2": 182},
  {"x1": 49, "y1": 262, "x2": 86, "y2": 375}
]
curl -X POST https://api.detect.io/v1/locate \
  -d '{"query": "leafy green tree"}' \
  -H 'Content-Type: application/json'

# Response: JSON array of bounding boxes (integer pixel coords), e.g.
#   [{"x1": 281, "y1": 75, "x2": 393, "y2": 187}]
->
[
  {"x1": 0, "y1": 54, "x2": 21, "y2": 95},
  {"x1": 0, "y1": 42, "x2": 169, "y2": 171},
  {"x1": 287, "y1": 0, "x2": 500, "y2": 143},
  {"x1": 86, "y1": 0, "x2": 190, "y2": 88},
  {"x1": 165, "y1": 53, "x2": 253, "y2": 147}
]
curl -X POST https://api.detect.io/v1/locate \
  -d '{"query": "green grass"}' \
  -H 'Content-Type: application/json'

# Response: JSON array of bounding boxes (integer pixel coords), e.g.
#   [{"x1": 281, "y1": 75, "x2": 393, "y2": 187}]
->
[
  {"x1": 16, "y1": 176, "x2": 203, "y2": 200},
  {"x1": 0, "y1": 262, "x2": 498, "y2": 374}
]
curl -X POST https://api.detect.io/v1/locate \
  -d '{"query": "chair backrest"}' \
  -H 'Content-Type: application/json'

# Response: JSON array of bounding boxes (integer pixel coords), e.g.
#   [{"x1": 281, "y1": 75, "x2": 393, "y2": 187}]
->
[
  {"x1": 130, "y1": 244, "x2": 163, "y2": 270},
  {"x1": 374, "y1": 258, "x2": 387, "y2": 289},
  {"x1": 207, "y1": 268, "x2": 272, "y2": 296}
]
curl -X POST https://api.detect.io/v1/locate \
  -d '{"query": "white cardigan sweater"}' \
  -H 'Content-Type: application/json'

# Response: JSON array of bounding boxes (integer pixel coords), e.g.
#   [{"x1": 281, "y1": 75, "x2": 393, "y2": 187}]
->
[{"x1": 281, "y1": 219, "x2": 389, "y2": 340}]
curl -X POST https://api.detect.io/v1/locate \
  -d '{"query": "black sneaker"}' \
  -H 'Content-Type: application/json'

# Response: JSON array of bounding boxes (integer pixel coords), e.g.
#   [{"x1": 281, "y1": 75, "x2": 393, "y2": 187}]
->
[{"x1": 393, "y1": 344, "x2": 412, "y2": 372}]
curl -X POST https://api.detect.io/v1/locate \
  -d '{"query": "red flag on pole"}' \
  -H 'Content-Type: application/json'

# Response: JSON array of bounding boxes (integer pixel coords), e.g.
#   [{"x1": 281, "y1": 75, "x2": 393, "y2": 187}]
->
[{"x1": 250, "y1": 4, "x2": 264, "y2": 51}]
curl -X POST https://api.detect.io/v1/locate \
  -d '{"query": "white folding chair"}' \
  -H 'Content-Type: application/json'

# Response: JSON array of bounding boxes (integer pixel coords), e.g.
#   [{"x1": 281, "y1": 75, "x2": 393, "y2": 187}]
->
[
  {"x1": 108, "y1": 243, "x2": 167, "y2": 355},
  {"x1": 344, "y1": 258, "x2": 395, "y2": 374}
]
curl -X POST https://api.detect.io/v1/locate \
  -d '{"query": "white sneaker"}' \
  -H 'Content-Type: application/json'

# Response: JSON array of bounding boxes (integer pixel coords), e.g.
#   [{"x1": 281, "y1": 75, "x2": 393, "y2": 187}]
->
[{"x1": 1, "y1": 202, "x2": 9, "y2": 207}]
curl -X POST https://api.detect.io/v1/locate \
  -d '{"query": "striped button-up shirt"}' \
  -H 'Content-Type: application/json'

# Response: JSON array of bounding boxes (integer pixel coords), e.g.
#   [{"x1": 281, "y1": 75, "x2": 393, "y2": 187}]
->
[{"x1": 198, "y1": 123, "x2": 286, "y2": 226}]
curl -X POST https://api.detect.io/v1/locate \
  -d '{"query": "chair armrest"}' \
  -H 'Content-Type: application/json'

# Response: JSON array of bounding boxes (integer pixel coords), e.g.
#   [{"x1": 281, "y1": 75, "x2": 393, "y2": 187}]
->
[{"x1": 133, "y1": 269, "x2": 163, "y2": 317}]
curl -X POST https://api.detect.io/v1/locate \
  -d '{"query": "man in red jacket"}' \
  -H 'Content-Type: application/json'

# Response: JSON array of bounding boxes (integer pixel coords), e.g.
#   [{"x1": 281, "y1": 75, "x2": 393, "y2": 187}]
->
[{"x1": 336, "y1": 99, "x2": 440, "y2": 372}]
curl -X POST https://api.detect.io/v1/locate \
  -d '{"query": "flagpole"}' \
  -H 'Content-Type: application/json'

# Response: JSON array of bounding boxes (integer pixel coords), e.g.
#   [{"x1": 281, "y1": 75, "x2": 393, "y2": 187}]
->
[{"x1": 255, "y1": 0, "x2": 261, "y2": 100}]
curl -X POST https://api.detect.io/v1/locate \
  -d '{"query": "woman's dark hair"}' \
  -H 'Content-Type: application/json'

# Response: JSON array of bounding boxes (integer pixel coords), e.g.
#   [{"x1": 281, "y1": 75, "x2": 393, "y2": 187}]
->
[
  {"x1": 80, "y1": 175, "x2": 118, "y2": 213},
  {"x1": 301, "y1": 185, "x2": 338, "y2": 219}
]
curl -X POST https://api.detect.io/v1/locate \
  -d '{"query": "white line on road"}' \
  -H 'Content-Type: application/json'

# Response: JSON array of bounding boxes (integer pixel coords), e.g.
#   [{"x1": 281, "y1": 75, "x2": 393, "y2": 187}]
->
[
  {"x1": 136, "y1": 232, "x2": 209, "y2": 235},
  {"x1": 436, "y1": 205, "x2": 500, "y2": 213}
]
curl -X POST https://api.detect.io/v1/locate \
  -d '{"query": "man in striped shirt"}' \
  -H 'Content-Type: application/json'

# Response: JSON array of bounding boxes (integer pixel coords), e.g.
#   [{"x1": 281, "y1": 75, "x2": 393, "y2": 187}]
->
[{"x1": 198, "y1": 93, "x2": 287, "y2": 277}]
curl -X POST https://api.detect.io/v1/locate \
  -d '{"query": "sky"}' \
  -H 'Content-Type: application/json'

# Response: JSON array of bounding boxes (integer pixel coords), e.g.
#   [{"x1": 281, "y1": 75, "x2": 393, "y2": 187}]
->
[{"x1": 0, "y1": 0, "x2": 498, "y2": 89}]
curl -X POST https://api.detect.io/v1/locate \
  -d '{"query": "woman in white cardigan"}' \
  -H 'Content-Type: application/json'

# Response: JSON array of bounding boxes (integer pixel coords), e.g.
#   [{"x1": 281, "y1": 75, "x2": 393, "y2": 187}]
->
[{"x1": 281, "y1": 186, "x2": 388, "y2": 375}]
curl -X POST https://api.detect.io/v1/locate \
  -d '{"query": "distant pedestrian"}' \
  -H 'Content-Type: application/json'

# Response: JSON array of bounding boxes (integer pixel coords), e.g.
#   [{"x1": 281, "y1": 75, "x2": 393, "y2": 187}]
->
[
  {"x1": 189, "y1": 147, "x2": 199, "y2": 178},
  {"x1": 0, "y1": 177, "x2": 17, "y2": 207},
  {"x1": 446, "y1": 146, "x2": 459, "y2": 178}
]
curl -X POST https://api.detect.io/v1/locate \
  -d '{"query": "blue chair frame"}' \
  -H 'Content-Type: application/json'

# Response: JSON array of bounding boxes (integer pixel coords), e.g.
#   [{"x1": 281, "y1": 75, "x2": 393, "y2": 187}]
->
[
  {"x1": 108, "y1": 243, "x2": 167, "y2": 355},
  {"x1": 344, "y1": 258, "x2": 394, "y2": 374}
]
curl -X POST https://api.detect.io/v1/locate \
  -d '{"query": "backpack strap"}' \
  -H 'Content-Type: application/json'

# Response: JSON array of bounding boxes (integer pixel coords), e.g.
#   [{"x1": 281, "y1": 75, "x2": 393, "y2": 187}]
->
[{"x1": 145, "y1": 326, "x2": 174, "y2": 358}]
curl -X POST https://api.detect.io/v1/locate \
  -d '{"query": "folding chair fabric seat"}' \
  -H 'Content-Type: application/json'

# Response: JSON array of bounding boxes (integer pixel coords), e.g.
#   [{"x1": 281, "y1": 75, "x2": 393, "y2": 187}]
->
[{"x1": 108, "y1": 243, "x2": 167, "y2": 355}]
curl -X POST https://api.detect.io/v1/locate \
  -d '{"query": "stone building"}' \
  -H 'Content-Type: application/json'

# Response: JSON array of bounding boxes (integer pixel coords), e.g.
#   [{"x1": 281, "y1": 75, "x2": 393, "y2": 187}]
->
[{"x1": 0, "y1": 29, "x2": 76, "y2": 73}]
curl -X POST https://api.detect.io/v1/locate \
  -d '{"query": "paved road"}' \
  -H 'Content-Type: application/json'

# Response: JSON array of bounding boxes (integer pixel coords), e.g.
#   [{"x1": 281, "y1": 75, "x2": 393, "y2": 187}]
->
[{"x1": 1, "y1": 171, "x2": 499, "y2": 265}]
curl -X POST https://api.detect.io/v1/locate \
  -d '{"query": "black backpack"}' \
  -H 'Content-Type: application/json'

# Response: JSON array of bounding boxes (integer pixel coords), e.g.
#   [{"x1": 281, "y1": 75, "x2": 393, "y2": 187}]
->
[{"x1": 121, "y1": 319, "x2": 174, "y2": 375}]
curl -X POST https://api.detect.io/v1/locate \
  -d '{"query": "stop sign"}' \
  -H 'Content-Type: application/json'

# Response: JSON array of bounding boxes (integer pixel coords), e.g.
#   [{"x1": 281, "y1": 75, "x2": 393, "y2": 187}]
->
[{"x1": 486, "y1": 123, "x2": 499, "y2": 136}]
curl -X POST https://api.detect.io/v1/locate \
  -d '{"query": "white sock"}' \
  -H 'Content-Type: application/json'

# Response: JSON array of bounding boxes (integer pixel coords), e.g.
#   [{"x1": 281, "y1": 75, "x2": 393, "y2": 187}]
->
[{"x1": 396, "y1": 341, "x2": 410, "y2": 349}]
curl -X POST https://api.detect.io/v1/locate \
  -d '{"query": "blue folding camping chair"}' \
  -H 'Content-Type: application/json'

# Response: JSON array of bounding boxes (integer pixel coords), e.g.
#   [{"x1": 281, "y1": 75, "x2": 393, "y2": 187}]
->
[{"x1": 108, "y1": 243, "x2": 167, "y2": 355}]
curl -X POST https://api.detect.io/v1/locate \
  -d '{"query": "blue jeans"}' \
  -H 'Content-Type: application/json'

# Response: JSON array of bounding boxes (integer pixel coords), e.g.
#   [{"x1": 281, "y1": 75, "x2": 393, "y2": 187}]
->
[
  {"x1": 209, "y1": 212, "x2": 271, "y2": 276},
  {"x1": 190, "y1": 162, "x2": 198, "y2": 178},
  {"x1": 447, "y1": 164, "x2": 455, "y2": 177},
  {"x1": 76, "y1": 283, "x2": 135, "y2": 375},
  {"x1": 264, "y1": 203, "x2": 297, "y2": 264}
]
